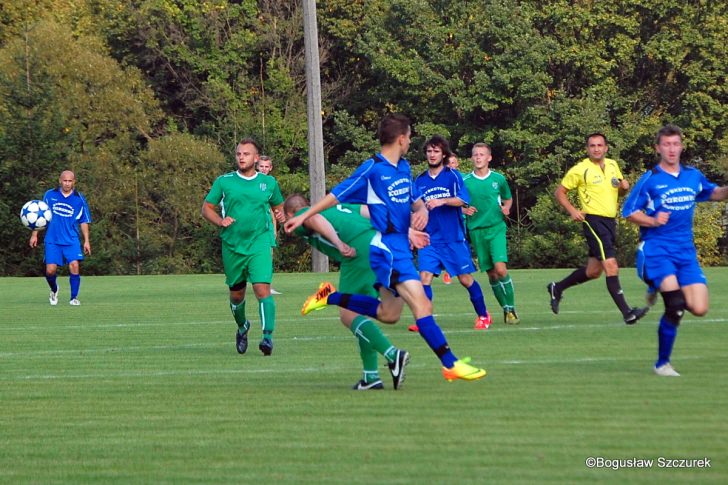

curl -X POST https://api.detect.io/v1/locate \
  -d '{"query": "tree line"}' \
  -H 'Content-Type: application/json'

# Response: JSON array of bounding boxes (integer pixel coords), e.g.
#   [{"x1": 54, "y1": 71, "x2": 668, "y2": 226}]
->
[{"x1": 1, "y1": 0, "x2": 726, "y2": 276}]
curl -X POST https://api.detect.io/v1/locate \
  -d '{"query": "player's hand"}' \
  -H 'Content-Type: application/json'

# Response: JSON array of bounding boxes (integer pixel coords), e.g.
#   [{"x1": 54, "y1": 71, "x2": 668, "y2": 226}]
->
[
  {"x1": 653, "y1": 211, "x2": 670, "y2": 226},
  {"x1": 425, "y1": 198, "x2": 445, "y2": 210},
  {"x1": 462, "y1": 206, "x2": 477, "y2": 216},
  {"x1": 619, "y1": 179, "x2": 630, "y2": 191},
  {"x1": 338, "y1": 242, "x2": 356, "y2": 258},
  {"x1": 411, "y1": 207, "x2": 428, "y2": 231},
  {"x1": 408, "y1": 228, "x2": 430, "y2": 249},
  {"x1": 83, "y1": 241, "x2": 91, "y2": 255},
  {"x1": 273, "y1": 209, "x2": 285, "y2": 222},
  {"x1": 29, "y1": 232, "x2": 38, "y2": 248},
  {"x1": 569, "y1": 210, "x2": 585, "y2": 222},
  {"x1": 284, "y1": 215, "x2": 304, "y2": 233},
  {"x1": 219, "y1": 216, "x2": 235, "y2": 228},
  {"x1": 501, "y1": 206, "x2": 510, "y2": 216}
]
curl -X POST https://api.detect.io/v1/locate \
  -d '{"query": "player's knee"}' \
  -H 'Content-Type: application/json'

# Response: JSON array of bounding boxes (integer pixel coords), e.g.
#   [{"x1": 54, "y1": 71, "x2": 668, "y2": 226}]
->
[
  {"x1": 377, "y1": 306, "x2": 400, "y2": 324},
  {"x1": 661, "y1": 290, "x2": 686, "y2": 325},
  {"x1": 688, "y1": 302, "x2": 708, "y2": 317}
]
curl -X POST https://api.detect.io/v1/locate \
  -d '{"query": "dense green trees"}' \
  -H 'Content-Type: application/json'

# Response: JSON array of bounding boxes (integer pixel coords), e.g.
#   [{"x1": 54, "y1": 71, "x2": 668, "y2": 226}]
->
[{"x1": 1, "y1": 0, "x2": 725, "y2": 275}]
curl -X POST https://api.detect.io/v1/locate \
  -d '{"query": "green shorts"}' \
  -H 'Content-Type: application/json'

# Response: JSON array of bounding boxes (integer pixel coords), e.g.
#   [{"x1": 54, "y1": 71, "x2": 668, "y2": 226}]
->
[
  {"x1": 222, "y1": 234, "x2": 273, "y2": 287},
  {"x1": 338, "y1": 231, "x2": 378, "y2": 298},
  {"x1": 469, "y1": 222, "x2": 508, "y2": 272}
]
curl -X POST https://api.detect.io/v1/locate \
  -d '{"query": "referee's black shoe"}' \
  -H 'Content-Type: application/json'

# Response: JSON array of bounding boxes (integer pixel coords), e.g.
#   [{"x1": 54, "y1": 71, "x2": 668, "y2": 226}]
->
[
  {"x1": 547, "y1": 282, "x2": 562, "y2": 314},
  {"x1": 624, "y1": 306, "x2": 649, "y2": 325}
]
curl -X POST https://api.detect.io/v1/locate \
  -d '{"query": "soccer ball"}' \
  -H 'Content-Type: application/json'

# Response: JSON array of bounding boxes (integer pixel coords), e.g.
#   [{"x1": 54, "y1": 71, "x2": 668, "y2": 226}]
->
[{"x1": 20, "y1": 200, "x2": 52, "y2": 230}]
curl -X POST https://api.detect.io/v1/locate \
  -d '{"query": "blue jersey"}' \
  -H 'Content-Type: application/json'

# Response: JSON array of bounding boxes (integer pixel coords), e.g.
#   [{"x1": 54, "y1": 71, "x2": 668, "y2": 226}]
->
[
  {"x1": 414, "y1": 167, "x2": 469, "y2": 243},
  {"x1": 621, "y1": 164, "x2": 715, "y2": 245},
  {"x1": 42, "y1": 188, "x2": 91, "y2": 245},
  {"x1": 331, "y1": 153, "x2": 421, "y2": 235}
]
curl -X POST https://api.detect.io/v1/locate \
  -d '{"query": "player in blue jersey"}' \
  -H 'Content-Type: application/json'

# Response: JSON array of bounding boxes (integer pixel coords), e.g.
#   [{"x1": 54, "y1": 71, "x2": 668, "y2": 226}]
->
[
  {"x1": 408, "y1": 135, "x2": 491, "y2": 332},
  {"x1": 29, "y1": 170, "x2": 92, "y2": 305},
  {"x1": 284, "y1": 113, "x2": 486, "y2": 382},
  {"x1": 622, "y1": 124, "x2": 728, "y2": 377}
]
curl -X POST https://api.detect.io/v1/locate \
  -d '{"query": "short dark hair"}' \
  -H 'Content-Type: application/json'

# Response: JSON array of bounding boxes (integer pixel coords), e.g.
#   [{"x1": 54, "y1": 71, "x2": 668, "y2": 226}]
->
[
  {"x1": 655, "y1": 124, "x2": 683, "y2": 145},
  {"x1": 238, "y1": 138, "x2": 261, "y2": 153},
  {"x1": 585, "y1": 132, "x2": 608, "y2": 145},
  {"x1": 258, "y1": 155, "x2": 271, "y2": 162},
  {"x1": 423, "y1": 135, "x2": 452, "y2": 159},
  {"x1": 377, "y1": 113, "x2": 410, "y2": 145},
  {"x1": 283, "y1": 194, "x2": 309, "y2": 216}
]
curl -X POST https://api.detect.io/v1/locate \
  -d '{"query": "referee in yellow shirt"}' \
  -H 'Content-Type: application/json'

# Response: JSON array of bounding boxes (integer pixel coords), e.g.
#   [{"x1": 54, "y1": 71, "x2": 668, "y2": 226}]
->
[{"x1": 547, "y1": 133, "x2": 649, "y2": 324}]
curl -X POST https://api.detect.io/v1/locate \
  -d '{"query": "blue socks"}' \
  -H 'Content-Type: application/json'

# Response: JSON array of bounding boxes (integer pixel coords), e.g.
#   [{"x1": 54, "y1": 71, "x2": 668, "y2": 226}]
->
[
  {"x1": 327, "y1": 292, "x2": 380, "y2": 318},
  {"x1": 466, "y1": 280, "x2": 488, "y2": 316},
  {"x1": 656, "y1": 316, "x2": 678, "y2": 368},
  {"x1": 69, "y1": 274, "x2": 80, "y2": 299},
  {"x1": 416, "y1": 315, "x2": 457, "y2": 368},
  {"x1": 46, "y1": 273, "x2": 58, "y2": 293}
]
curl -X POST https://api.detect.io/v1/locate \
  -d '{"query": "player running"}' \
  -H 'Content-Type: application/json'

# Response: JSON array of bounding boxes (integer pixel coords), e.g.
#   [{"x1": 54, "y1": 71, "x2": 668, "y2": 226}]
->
[
  {"x1": 408, "y1": 135, "x2": 492, "y2": 332},
  {"x1": 462, "y1": 143, "x2": 520, "y2": 324},
  {"x1": 285, "y1": 113, "x2": 486, "y2": 382},
  {"x1": 622, "y1": 124, "x2": 728, "y2": 376},
  {"x1": 284, "y1": 194, "x2": 410, "y2": 390}
]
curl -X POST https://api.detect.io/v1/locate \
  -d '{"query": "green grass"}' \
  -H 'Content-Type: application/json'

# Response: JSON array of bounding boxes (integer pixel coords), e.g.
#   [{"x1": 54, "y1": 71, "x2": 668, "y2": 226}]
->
[{"x1": 1, "y1": 269, "x2": 727, "y2": 484}]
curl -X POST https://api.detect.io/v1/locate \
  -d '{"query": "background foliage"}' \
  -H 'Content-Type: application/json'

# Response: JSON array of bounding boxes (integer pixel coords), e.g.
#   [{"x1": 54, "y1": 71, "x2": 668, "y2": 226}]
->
[{"x1": 1, "y1": 0, "x2": 726, "y2": 275}]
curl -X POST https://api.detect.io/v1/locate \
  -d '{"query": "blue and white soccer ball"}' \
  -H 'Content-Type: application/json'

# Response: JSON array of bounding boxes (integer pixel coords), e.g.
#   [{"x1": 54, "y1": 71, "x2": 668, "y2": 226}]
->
[{"x1": 20, "y1": 200, "x2": 52, "y2": 230}]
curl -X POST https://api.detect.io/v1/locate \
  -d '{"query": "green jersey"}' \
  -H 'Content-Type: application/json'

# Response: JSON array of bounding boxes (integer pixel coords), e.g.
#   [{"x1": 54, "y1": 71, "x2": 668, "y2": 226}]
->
[
  {"x1": 462, "y1": 170, "x2": 512, "y2": 231},
  {"x1": 205, "y1": 171, "x2": 283, "y2": 254},
  {"x1": 294, "y1": 204, "x2": 374, "y2": 262}
]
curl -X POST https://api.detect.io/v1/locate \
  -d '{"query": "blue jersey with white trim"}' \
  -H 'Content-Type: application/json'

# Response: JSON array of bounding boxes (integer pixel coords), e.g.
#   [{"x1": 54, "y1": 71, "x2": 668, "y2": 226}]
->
[
  {"x1": 43, "y1": 188, "x2": 92, "y2": 245},
  {"x1": 414, "y1": 167, "x2": 469, "y2": 243},
  {"x1": 331, "y1": 153, "x2": 421, "y2": 235},
  {"x1": 621, "y1": 164, "x2": 715, "y2": 244}
]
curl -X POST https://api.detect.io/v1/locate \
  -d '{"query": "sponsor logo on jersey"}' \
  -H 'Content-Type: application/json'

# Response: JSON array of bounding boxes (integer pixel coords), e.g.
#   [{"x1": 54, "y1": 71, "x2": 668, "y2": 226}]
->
[
  {"x1": 52, "y1": 202, "x2": 75, "y2": 218},
  {"x1": 387, "y1": 178, "x2": 411, "y2": 203}
]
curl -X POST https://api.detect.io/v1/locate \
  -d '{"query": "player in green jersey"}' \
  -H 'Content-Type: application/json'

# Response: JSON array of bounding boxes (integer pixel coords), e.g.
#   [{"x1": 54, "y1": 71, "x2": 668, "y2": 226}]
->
[
  {"x1": 202, "y1": 138, "x2": 285, "y2": 356},
  {"x1": 462, "y1": 143, "x2": 520, "y2": 324},
  {"x1": 284, "y1": 194, "x2": 410, "y2": 390}
]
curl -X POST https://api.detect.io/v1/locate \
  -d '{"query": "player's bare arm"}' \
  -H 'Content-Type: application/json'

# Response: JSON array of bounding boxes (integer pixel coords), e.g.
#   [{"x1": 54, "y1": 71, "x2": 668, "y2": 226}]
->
[
  {"x1": 271, "y1": 203, "x2": 285, "y2": 222},
  {"x1": 625, "y1": 210, "x2": 670, "y2": 227},
  {"x1": 284, "y1": 193, "x2": 339, "y2": 233},
  {"x1": 501, "y1": 198, "x2": 513, "y2": 216},
  {"x1": 462, "y1": 205, "x2": 477, "y2": 216},
  {"x1": 304, "y1": 213, "x2": 356, "y2": 258},
  {"x1": 80, "y1": 223, "x2": 91, "y2": 255},
  {"x1": 425, "y1": 196, "x2": 466, "y2": 210},
  {"x1": 408, "y1": 228, "x2": 430, "y2": 249},
  {"x1": 709, "y1": 186, "x2": 728, "y2": 201},
  {"x1": 554, "y1": 185, "x2": 584, "y2": 222},
  {"x1": 201, "y1": 201, "x2": 235, "y2": 227},
  {"x1": 410, "y1": 199, "x2": 428, "y2": 230}
]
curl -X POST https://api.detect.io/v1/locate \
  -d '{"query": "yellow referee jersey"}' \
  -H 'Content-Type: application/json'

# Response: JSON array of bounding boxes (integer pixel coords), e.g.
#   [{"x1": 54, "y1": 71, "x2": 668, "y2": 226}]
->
[{"x1": 560, "y1": 158, "x2": 624, "y2": 217}]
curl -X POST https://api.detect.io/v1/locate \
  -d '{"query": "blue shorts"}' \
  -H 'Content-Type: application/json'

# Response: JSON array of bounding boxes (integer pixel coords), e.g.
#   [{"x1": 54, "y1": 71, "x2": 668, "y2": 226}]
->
[
  {"x1": 418, "y1": 241, "x2": 476, "y2": 276},
  {"x1": 45, "y1": 242, "x2": 84, "y2": 266},
  {"x1": 636, "y1": 240, "x2": 706, "y2": 290},
  {"x1": 369, "y1": 232, "x2": 420, "y2": 295}
]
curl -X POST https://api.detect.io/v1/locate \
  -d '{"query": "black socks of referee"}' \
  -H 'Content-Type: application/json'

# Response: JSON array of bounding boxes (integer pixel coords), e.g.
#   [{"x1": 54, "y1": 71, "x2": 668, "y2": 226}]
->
[
  {"x1": 555, "y1": 267, "x2": 590, "y2": 294},
  {"x1": 606, "y1": 275, "x2": 632, "y2": 316}
]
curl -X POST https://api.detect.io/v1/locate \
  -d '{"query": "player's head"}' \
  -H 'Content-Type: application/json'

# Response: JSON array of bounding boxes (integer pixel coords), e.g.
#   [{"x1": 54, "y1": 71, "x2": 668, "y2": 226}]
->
[
  {"x1": 236, "y1": 138, "x2": 260, "y2": 172},
  {"x1": 655, "y1": 124, "x2": 683, "y2": 165},
  {"x1": 58, "y1": 170, "x2": 76, "y2": 194},
  {"x1": 585, "y1": 132, "x2": 608, "y2": 162},
  {"x1": 283, "y1": 194, "x2": 309, "y2": 219},
  {"x1": 471, "y1": 142, "x2": 492, "y2": 170},
  {"x1": 257, "y1": 155, "x2": 273, "y2": 175},
  {"x1": 377, "y1": 113, "x2": 411, "y2": 154},
  {"x1": 447, "y1": 153, "x2": 460, "y2": 169},
  {"x1": 423, "y1": 135, "x2": 452, "y2": 168}
]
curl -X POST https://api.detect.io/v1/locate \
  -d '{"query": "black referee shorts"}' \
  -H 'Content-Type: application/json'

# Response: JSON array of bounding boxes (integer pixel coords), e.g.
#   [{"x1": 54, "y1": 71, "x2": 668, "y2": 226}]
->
[{"x1": 582, "y1": 214, "x2": 617, "y2": 261}]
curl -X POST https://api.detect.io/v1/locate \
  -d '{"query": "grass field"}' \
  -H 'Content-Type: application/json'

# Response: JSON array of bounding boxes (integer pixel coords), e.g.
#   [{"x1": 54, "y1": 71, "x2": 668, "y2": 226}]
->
[{"x1": 1, "y1": 268, "x2": 727, "y2": 484}]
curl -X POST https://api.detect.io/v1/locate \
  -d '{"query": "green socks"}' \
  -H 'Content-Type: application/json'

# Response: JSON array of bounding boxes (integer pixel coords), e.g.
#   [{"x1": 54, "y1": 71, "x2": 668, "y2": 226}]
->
[
  {"x1": 351, "y1": 315, "x2": 398, "y2": 383},
  {"x1": 490, "y1": 274, "x2": 516, "y2": 311},
  {"x1": 230, "y1": 300, "x2": 250, "y2": 333},
  {"x1": 259, "y1": 295, "x2": 276, "y2": 338}
]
